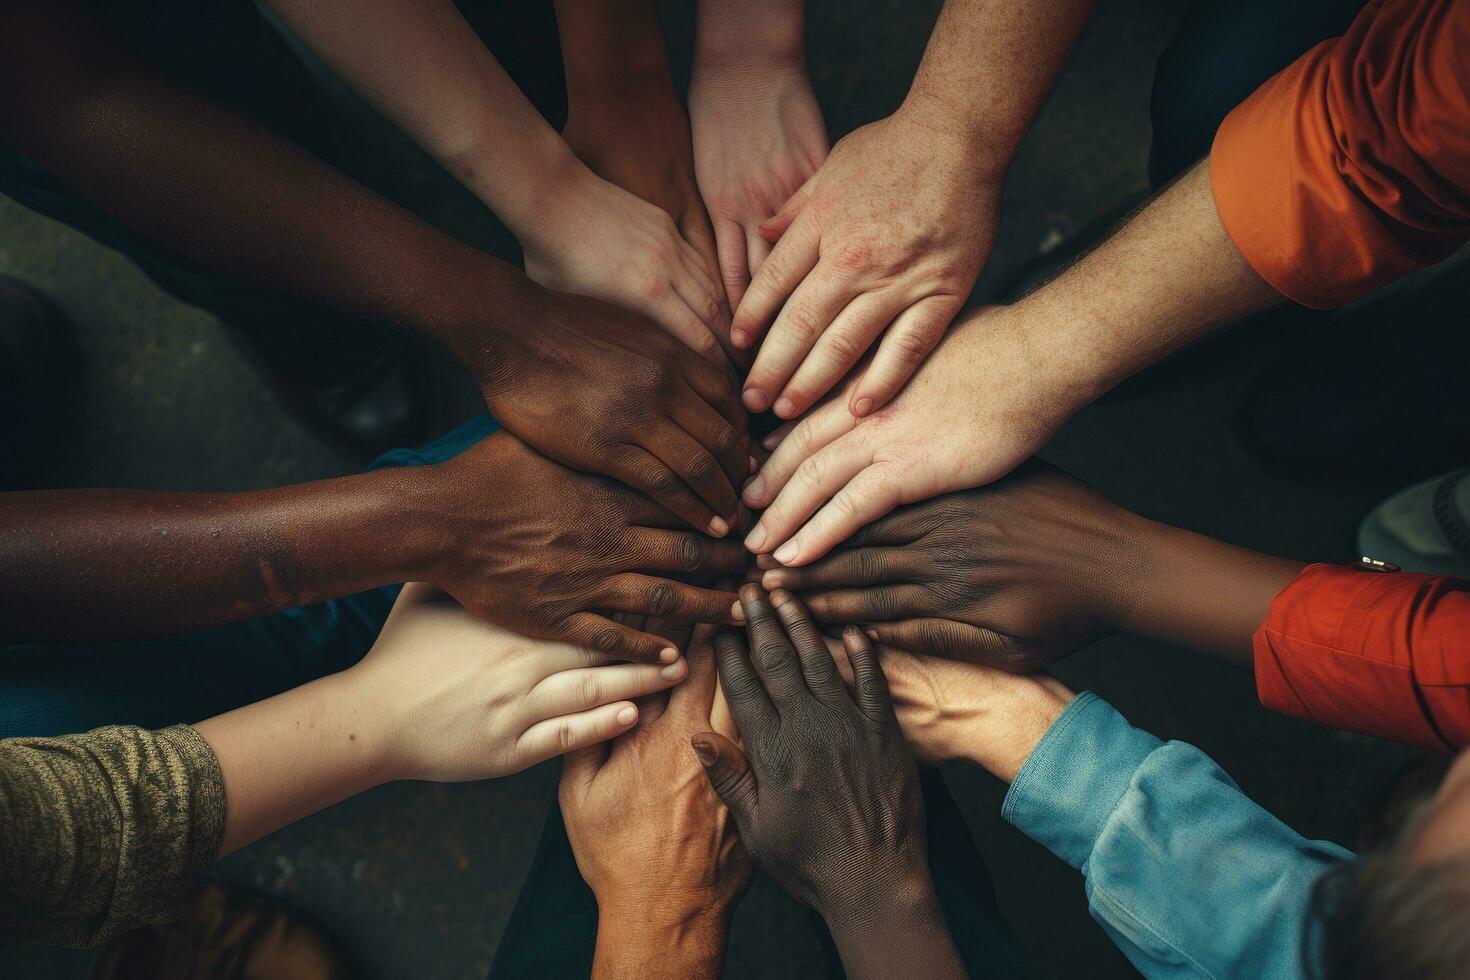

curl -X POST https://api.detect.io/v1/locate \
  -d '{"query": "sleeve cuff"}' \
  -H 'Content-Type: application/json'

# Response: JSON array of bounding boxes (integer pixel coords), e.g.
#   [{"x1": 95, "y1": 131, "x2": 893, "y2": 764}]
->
[{"x1": 1000, "y1": 692, "x2": 1162, "y2": 869}]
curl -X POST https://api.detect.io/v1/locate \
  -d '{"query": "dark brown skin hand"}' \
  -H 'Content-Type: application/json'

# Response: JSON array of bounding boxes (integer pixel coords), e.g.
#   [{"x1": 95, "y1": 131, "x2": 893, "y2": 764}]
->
[
  {"x1": 694, "y1": 586, "x2": 965, "y2": 979},
  {"x1": 466, "y1": 288, "x2": 750, "y2": 537},
  {"x1": 759, "y1": 460, "x2": 1148, "y2": 671},
  {"x1": 426, "y1": 432, "x2": 745, "y2": 663}
]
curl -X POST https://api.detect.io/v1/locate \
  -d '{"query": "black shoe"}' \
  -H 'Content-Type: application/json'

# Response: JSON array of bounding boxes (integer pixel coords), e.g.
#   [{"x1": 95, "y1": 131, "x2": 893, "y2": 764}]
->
[
  {"x1": 228, "y1": 320, "x2": 437, "y2": 461},
  {"x1": 0, "y1": 276, "x2": 70, "y2": 477},
  {"x1": 1238, "y1": 274, "x2": 1470, "y2": 482}
]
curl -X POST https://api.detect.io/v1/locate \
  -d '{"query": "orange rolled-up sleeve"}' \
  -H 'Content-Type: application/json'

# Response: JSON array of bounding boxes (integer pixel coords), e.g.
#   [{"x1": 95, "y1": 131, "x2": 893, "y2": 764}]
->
[
  {"x1": 1210, "y1": 0, "x2": 1470, "y2": 308},
  {"x1": 1254, "y1": 563, "x2": 1470, "y2": 752}
]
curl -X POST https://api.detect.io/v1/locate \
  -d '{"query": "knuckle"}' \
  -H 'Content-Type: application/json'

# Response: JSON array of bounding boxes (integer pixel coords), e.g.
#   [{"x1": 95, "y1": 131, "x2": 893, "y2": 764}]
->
[
  {"x1": 647, "y1": 580, "x2": 678, "y2": 616},
  {"x1": 685, "y1": 451, "x2": 722, "y2": 488},
  {"x1": 637, "y1": 270, "x2": 669, "y2": 302},
  {"x1": 783, "y1": 304, "x2": 823, "y2": 342},
  {"x1": 713, "y1": 425, "x2": 740, "y2": 459},
  {"x1": 556, "y1": 720, "x2": 579, "y2": 752},
  {"x1": 889, "y1": 327, "x2": 936, "y2": 364},
  {"x1": 676, "y1": 534, "x2": 706, "y2": 572},
  {"x1": 855, "y1": 549, "x2": 884, "y2": 582},
  {"x1": 591, "y1": 626, "x2": 625, "y2": 655},
  {"x1": 577, "y1": 673, "x2": 602, "y2": 709},
  {"x1": 755, "y1": 639, "x2": 793, "y2": 670},
  {"x1": 823, "y1": 329, "x2": 865, "y2": 366},
  {"x1": 832, "y1": 239, "x2": 873, "y2": 273}
]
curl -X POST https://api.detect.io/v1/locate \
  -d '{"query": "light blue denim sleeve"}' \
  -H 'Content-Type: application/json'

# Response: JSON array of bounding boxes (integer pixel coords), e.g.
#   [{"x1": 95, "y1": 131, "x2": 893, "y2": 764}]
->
[{"x1": 1000, "y1": 692, "x2": 1353, "y2": 980}]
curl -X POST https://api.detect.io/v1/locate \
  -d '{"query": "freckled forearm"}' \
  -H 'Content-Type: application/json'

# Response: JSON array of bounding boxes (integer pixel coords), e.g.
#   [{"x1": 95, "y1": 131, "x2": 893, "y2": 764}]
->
[{"x1": 0, "y1": 467, "x2": 445, "y2": 643}]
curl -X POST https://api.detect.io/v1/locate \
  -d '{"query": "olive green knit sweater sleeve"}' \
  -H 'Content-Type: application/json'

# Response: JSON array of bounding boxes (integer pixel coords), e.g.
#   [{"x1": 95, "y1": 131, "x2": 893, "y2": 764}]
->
[{"x1": 0, "y1": 724, "x2": 226, "y2": 948}]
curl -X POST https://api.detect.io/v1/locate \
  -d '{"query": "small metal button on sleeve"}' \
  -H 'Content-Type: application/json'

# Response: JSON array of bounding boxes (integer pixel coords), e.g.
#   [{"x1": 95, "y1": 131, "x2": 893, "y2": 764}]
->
[{"x1": 1354, "y1": 556, "x2": 1401, "y2": 573}]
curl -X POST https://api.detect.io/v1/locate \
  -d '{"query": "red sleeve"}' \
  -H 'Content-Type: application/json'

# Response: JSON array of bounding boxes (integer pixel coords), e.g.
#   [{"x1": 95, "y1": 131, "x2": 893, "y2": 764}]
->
[
  {"x1": 1209, "y1": 0, "x2": 1470, "y2": 308},
  {"x1": 1253, "y1": 563, "x2": 1470, "y2": 752}
]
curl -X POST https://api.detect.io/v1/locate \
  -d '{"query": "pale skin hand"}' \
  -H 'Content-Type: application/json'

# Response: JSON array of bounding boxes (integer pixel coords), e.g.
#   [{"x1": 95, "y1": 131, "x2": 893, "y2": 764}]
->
[
  {"x1": 689, "y1": 0, "x2": 828, "y2": 314},
  {"x1": 561, "y1": 627, "x2": 750, "y2": 980},
  {"x1": 264, "y1": 0, "x2": 725, "y2": 361},
  {"x1": 827, "y1": 636, "x2": 1075, "y2": 782},
  {"x1": 732, "y1": 0, "x2": 1097, "y2": 421},
  {"x1": 196, "y1": 585, "x2": 687, "y2": 855},
  {"x1": 743, "y1": 159, "x2": 1284, "y2": 567}
]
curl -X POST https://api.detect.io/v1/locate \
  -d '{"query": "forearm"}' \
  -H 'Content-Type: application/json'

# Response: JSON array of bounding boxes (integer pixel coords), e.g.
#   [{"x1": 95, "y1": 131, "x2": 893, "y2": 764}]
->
[
  {"x1": 902, "y1": 0, "x2": 1093, "y2": 176},
  {"x1": 555, "y1": 0, "x2": 671, "y2": 102},
  {"x1": 1017, "y1": 158, "x2": 1283, "y2": 402},
  {"x1": 0, "y1": 0, "x2": 529, "y2": 364},
  {"x1": 194, "y1": 670, "x2": 393, "y2": 855},
  {"x1": 268, "y1": 0, "x2": 578, "y2": 240},
  {"x1": 1121, "y1": 521, "x2": 1304, "y2": 667},
  {"x1": 695, "y1": 0, "x2": 805, "y2": 66},
  {"x1": 0, "y1": 467, "x2": 445, "y2": 643},
  {"x1": 823, "y1": 881, "x2": 966, "y2": 980},
  {"x1": 592, "y1": 906, "x2": 730, "y2": 980}
]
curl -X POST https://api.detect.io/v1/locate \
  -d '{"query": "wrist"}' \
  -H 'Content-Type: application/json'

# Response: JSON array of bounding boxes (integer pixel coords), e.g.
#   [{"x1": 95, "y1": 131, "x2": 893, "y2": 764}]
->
[
  {"x1": 896, "y1": 88, "x2": 1016, "y2": 185},
  {"x1": 695, "y1": 0, "x2": 805, "y2": 69},
  {"x1": 594, "y1": 900, "x2": 730, "y2": 979},
  {"x1": 950, "y1": 675, "x2": 1076, "y2": 782}
]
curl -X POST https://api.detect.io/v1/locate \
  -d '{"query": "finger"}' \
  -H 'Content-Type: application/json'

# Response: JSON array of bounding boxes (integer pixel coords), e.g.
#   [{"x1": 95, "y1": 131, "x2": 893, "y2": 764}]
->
[
  {"x1": 669, "y1": 624, "x2": 720, "y2": 720},
  {"x1": 863, "y1": 619, "x2": 1031, "y2": 669},
  {"x1": 691, "y1": 731, "x2": 757, "y2": 819},
  {"x1": 611, "y1": 446, "x2": 722, "y2": 535},
  {"x1": 745, "y1": 437, "x2": 869, "y2": 558},
  {"x1": 672, "y1": 241, "x2": 726, "y2": 326},
  {"x1": 559, "y1": 740, "x2": 609, "y2": 790},
  {"x1": 745, "y1": 269, "x2": 864, "y2": 420},
  {"x1": 680, "y1": 360, "x2": 748, "y2": 435},
  {"x1": 777, "y1": 292, "x2": 904, "y2": 416},
  {"x1": 562, "y1": 612, "x2": 679, "y2": 664},
  {"x1": 517, "y1": 700, "x2": 640, "y2": 766},
  {"x1": 713, "y1": 627, "x2": 778, "y2": 737},
  {"x1": 842, "y1": 625, "x2": 894, "y2": 724},
  {"x1": 623, "y1": 528, "x2": 749, "y2": 577},
  {"x1": 800, "y1": 583, "x2": 934, "y2": 623},
  {"x1": 672, "y1": 395, "x2": 748, "y2": 489},
  {"x1": 642, "y1": 422, "x2": 741, "y2": 524},
  {"x1": 742, "y1": 399, "x2": 856, "y2": 510},
  {"x1": 532, "y1": 659, "x2": 687, "y2": 718},
  {"x1": 767, "y1": 461, "x2": 904, "y2": 567},
  {"x1": 760, "y1": 419, "x2": 795, "y2": 453},
  {"x1": 849, "y1": 296, "x2": 959, "y2": 417},
  {"x1": 738, "y1": 583, "x2": 808, "y2": 706},
  {"x1": 655, "y1": 289, "x2": 727, "y2": 367},
  {"x1": 757, "y1": 175, "x2": 815, "y2": 242},
  {"x1": 730, "y1": 220, "x2": 820, "y2": 376},
  {"x1": 770, "y1": 589, "x2": 848, "y2": 705},
  {"x1": 597, "y1": 573, "x2": 738, "y2": 623},
  {"x1": 744, "y1": 225, "x2": 773, "y2": 288},
  {"x1": 712, "y1": 218, "x2": 750, "y2": 311},
  {"x1": 760, "y1": 544, "x2": 915, "y2": 592}
]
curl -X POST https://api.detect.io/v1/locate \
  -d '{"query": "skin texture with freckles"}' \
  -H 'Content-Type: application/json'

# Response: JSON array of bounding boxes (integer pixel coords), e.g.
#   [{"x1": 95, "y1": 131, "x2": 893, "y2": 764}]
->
[
  {"x1": 0, "y1": 0, "x2": 746, "y2": 532},
  {"x1": 731, "y1": 0, "x2": 1095, "y2": 422},
  {"x1": 0, "y1": 431, "x2": 742, "y2": 660},
  {"x1": 561, "y1": 627, "x2": 751, "y2": 980},
  {"x1": 694, "y1": 586, "x2": 966, "y2": 980},
  {"x1": 763, "y1": 461, "x2": 1305, "y2": 671}
]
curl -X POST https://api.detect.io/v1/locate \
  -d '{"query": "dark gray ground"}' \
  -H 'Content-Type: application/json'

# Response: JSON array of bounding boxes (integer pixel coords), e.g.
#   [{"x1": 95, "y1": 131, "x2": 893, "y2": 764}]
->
[{"x1": 0, "y1": 1, "x2": 1423, "y2": 977}]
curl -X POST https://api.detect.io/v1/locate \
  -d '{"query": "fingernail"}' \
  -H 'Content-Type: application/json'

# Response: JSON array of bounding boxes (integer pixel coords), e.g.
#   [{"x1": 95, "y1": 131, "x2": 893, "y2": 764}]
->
[
  {"x1": 773, "y1": 397, "x2": 795, "y2": 418},
  {"x1": 730, "y1": 600, "x2": 745, "y2": 622},
  {"x1": 731, "y1": 328, "x2": 749, "y2": 349},
  {"x1": 745, "y1": 524, "x2": 767, "y2": 551},
  {"x1": 660, "y1": 647, "x2": 679, "y2": 663},
  {"x1": 617, "y1": 706, "x2": 637, "y2": 725},
  {"x1": 773, "y1": 541, "x2": 798, "y2": 564},
  {"x1": 661, "y1": 660, "x2": 686, "y2": 680},
  {"x1": 761, "y1": 569, "x2": 785, "y2": 588},
  {"x1": 863, "y1": 628, "x2": 879, "y2": 641},
  {"x1": 853, "y1": 397, "x2": 873, "y2": 417},
  {"x1": 743, "y1": 475, "x2": 765, "y2": 504},
  {"x1": 748, "y1": 455, "x2": 759, "y2": 474},
  {"x1": 762, "y1": 432, "x2": 781, "y2": 451},
  {"x1": 691, "y1": 738, "x2": 716, "y2": 766},
  {"x1": 708, "y1": 516, "x2": 730, "y2": 537},
  {"x1": 743, "y1": 387, "x2": 770, "y2": 412}
]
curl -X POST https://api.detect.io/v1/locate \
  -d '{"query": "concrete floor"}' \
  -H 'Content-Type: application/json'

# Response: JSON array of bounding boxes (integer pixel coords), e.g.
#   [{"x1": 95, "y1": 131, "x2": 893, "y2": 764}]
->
[{"x1": 0, "y1": 0, "x2": 1424, "y2": 977}]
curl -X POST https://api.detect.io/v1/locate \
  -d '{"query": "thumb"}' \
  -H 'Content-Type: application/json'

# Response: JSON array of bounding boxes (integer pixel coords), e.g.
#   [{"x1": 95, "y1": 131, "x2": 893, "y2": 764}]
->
[
  {"x1": 690, "y1": 731, "x2": 757, "y2": 817},
  {"x1": 758, "y1": 176, "x2": 816, "y2": 243}
]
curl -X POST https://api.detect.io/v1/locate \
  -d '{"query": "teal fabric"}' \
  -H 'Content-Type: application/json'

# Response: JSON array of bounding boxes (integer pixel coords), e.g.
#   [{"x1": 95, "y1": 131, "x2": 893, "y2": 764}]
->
[
  {"x1": 1002, "y1": 693, "x2": 1353, "y2": 980},
  {"x1": 0, "y1": 416, "x2": 497, "y2": 739}
]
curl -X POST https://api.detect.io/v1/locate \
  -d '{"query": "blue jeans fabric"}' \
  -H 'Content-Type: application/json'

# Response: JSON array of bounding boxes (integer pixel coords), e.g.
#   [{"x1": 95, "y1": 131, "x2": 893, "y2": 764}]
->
[{"x1": 0, "y1": 415, "x2": 496, "y2": 739}]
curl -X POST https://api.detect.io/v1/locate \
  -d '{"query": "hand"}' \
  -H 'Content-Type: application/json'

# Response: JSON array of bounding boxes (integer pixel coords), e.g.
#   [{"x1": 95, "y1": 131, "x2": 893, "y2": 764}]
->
[
  {"x1": 694, "y1": 586, "x2": 930, "y2": 919},
  {"x1": 827, "y1": 635, "x2": 1075, "y2": 781},
  {"x1": 743, "y1": 305, "x2": 1102, "y2": 566},
  {"x1": 519, "y1": 160, "x2": 726, "y2": 365},
  {"x1": 731, "y1": 100, "x2": 999, "y2": 421},
  {"x1": 759, "y1": 461, "x2": 1151, "y2": 671},
  {"x1": 689, "y1": 45, "x2": 828, "y2": 313},
  {"x1": 348, "y1": 584, "x2": 689, "y2": 782},
  {"x1": 563, "y1": 73, "x2": 728, "y2": 344},
  {"x1": 457, "y1": 287, "x2": 750, "y2": 536},
  {"x1": 421, "y1": 431, "x2": 745, "y2": 663},
  {"x1": 561, "y1": 627, "x2": 751, "y2": 977}
]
